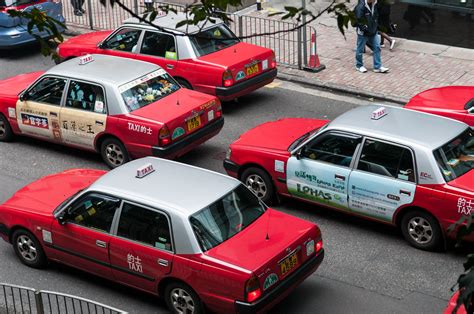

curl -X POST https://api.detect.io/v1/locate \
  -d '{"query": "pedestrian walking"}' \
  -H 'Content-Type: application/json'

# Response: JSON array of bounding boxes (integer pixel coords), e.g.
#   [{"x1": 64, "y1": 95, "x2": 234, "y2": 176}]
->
[
  {"x1": 354, "y1": 0, "x2": 389, "y2": 73},
  {"x1": 378, "y1": 1, "x2": 396, "y2": 50},
  {"x1": 71, "y1": 0, "x2": 85, "y2": 16},
  {"x1": 144, "y1": 0, "x2": 154, "y2": 12}
]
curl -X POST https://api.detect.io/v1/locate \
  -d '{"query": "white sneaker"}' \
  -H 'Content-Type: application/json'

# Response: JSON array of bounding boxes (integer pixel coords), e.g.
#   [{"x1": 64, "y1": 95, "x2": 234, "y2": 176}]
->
[
  {"x1": 373, "y1": 66, "x2": 389, "y2": 73},
  {"x1": 356, "y1": 66, "x2": 368, "y2": 73},
  {"x1": 380, "y1": 43, "x2": 385, "y2": 48},
  {"x1": 390, "y1": 39, "x2": 396, "y2": 50}
]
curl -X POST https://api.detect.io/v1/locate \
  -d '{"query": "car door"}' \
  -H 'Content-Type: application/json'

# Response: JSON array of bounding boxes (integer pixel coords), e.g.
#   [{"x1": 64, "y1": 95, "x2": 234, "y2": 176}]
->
[
  {"x1": 137, "y1": 30, "x2": 179, "y2": 76},
  {"x1": 99, "y1": 27, "x2": 143, "y2": 59},
  {"x1": 60, "y1": 80, "x2": 107, "y2": 149},
  {"x1": 16, "y1": 76, "x2": 66, "y2": 142},
  {"x1": 286, "y1": 132, "x2": 361, "y2": 211},
  {"x1": 348, "y1": 138, "x2": 417, "y2": 222},
  {"x1": 109, "y1": 202, "x2": 174, "y2": 293},
  {"x1": 50, "y1": 193, "x2": 121, "y2": 278}
]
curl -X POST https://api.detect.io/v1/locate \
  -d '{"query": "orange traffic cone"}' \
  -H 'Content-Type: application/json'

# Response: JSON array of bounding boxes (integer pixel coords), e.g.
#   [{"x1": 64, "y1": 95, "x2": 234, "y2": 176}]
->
[{"x1": 304, "y1": 33, "x2": 326, "y2": 72}]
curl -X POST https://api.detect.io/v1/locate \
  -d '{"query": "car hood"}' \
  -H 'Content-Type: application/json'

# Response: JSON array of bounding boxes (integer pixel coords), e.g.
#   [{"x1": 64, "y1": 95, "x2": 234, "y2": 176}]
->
[
  {"x1": 233, "y1": 118, "x2": 329, "y2": 151},
  {"x1": 206, "y1": 208, "x2": 319, "y2": 272},
  {"x1": 447, "y1": 169, "x2": 474, "y2": 193},
  {"x1": 0, "y1": 71, "x2": 43, "y2": 98},
  {"x1": 2, "y1": 169, "x2": 105, "y2": 216},
  {"x1": 60, "y1": 30, "x2": 112, "y2": 47},
  {"x1": 406, "y1": 86, "x2": 474, "y2": 111}
]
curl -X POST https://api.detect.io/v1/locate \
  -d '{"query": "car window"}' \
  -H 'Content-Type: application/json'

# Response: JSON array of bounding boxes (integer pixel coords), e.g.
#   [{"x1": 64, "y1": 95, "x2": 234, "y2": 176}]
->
[
  {"x1": 26, "y1": 77, "x2": 66, "y2": 106},
  {"x1": 357, "y1": 139, "x2": 415, "y2": 182},
  {"x1": 189, "y1": 24, "x2": 239, "y2": 57},
  {"x1": 103, "y1": 28, "x2": 142, "y2": 52},
  {"x1": 190, "y1": 184, "x2": 265, "y2": 252},
  {"x1": 302, "y1": 133, "x2": 360, "y2": 167},
  {"x1": 434, "y1": 128, "x2": 474, "y2": 182},
  {"x1": 2, "y1": 0, "x2": 34, "y2": 6},
  {"x1": 117, "y1": 203, "x2": 173, "y2": 251},
  {"x1": 119, "y1": 69, "x2": 180, "y2": 112},
  {"x1": 140, "y1": 31, "x2": 176, "y2": 59},
  {"x1": 66, "y1": 80, "x2": 106, "y2": 113},
  {"x1": 68, "y1": 193, "x2": 120, "y2": 233}
]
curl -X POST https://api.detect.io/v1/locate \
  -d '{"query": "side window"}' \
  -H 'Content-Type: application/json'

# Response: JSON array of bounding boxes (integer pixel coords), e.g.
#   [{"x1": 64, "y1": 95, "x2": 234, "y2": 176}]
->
[
  {"x1": 117, "y1": 203, "x2": 173, "y2": 251},
  {"x1": 66, "y1": 81, "x2": 106, "y2": 113},
  {"x1": 26, "y1": 77, "x2": 67, "y2": 106},
  {"x1": 302, "y1": 133, "x2": 360, "y2": 167},
  {"x1": 103, "y1": 28, "x2": 142, "y2": 52},
  {"x1": 140, "y1": 31, "x2": 176, "y2": 59},
  {"x1": 68, "y1": 194, "x2": 120, "y2": 233},
  {"x1": 357, "y1": 139, "x2": 415, "y2": 182}
]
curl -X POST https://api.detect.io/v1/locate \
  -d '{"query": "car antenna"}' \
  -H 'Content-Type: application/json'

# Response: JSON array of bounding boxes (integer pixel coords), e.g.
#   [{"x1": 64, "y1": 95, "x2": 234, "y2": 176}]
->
[
  {"x1": 265, "y1": 205, "x2": 271, "y2": 240},
  {"x1": 176, "y1": 84, "x2": 180, "y2": 106}
]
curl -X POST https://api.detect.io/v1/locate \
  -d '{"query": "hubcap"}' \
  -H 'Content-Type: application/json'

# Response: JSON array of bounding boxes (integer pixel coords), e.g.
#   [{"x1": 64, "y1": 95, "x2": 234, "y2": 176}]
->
[
  {"x1": 16, "y1": 235, "x2": 37, "y2": 262},
  {"x1": 170, "y1": 288, "x2": 195, "y2": 314},
  {"x1": 105, "y1": 143, "x2": 124, "y2": 166},
  {"x1": 245, "y1": 174, "x2": 267, "y2": 199},
  {"x1": 0, "y1": 120, "x2": 5, "y2": 137},
  {"x1": 407, "y1": 217, "x2": 433, "y2": 244}
]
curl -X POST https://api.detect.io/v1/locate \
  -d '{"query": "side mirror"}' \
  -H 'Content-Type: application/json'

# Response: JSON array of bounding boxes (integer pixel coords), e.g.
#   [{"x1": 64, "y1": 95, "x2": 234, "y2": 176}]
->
[
  {"x1": 295, "y1": 149, "x2": 303, "y2": 160},
  {"x1": 19, "y1": 93, "x2": 26, "y2": 102},
  {"x1": 468, "y1": 106, "x2": 474, "y2": 114},
  {"x1": 57, "y1": 212, "x2": 69, "y2": 225}
]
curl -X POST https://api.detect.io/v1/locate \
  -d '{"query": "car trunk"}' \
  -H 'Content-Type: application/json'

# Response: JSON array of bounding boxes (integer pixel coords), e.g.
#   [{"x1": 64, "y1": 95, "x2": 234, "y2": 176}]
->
[
  {"x1": 447, "y1": 169, "x2": 474, "y2": 192},
  {"x1": 130, "y1": 88, "x2": 220, "y2": 144},
  {"x1": 206, "y1": 208, "x2": 321, "y2": 296}
]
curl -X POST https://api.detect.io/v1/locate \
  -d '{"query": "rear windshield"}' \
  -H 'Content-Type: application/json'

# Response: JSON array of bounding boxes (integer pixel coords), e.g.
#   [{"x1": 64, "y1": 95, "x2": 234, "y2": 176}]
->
[
  {"x1": 189, "y1": 24, "x2": 239, "y2": 57},
  {"x1": 433, "y1": 128, "x2": 474, "y2": 182},
  {"x1": 190, "y1": 184, "x2": 266, "y2": 252},
  {"x1": 119, "y1": 69, "x2": 180, "y2": 112}
]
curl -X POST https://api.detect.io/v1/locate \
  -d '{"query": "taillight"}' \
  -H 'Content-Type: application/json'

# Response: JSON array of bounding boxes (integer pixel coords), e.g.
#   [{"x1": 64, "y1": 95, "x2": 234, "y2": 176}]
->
[
  {"x1": 223, "y1": 70, "x2": 233, "y2": 87},
  {"x1": 316, "y1": 239, "x2": 323, "y2": 253},
  {"x1": 215, "y1": 99, "x2": 222, "y2": 119},
  {"x1": 270, "y1": 52, "x2": 277, "y2": 68},
  {"x1": 245, "y1": 276, "x2": 261, "y2": 303},
  {"x1": 159, "y1": 125, "x2": 171, "y2": 146}
]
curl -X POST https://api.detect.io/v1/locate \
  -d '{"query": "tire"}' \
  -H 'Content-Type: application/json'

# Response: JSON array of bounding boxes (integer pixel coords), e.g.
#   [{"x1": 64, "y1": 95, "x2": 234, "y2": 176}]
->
[
  {"x1": 176, "y1": 78, "x2": 193, "y2": 90},
  {"x1": 0, "y1": 114, "x2": 14, "y2": 142},
  {"x1": 12, "y1": 229, "x2": 47, "y2": 269},
  {"x1": 100, "y1": 137, "x2": 130, "y2": 169},
  {"x1": 164, "y1": 282, "x2": 204, "y2": 314},
  {"x1": 241, "y1": 167, "x2": 275, "y2": 205},
  {"x1": 400, "y1": 210, "x2": 442, "y2": 251}
]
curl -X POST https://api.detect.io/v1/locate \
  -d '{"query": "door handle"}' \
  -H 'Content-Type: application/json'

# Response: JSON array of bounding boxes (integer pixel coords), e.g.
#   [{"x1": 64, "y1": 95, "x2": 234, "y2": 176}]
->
[
  {"x1": 95, "y1": 120, "x2": 104, "y2": 125},
  {"x1": 166, "y1": 64, "x2": 174, "y2": 69},
  {"x1": 96, "y1": 240, "x2": 107, "y2": 248},
  {"x1": 335, "y1": 174, "x2": 346, "y2": 181},
  {"x1": 157, "y1": 259, "x2": 169, "y2": 267},
  {"x1": 399, "y1": 189, "x2": 411, "y2": 196},
  {"x1": 50, "y1": 112, "x2": 58, "y2": 117}
]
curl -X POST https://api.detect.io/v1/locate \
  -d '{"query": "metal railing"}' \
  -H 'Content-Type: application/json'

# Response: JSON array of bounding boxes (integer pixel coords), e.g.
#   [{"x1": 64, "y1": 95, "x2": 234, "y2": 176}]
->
[
  {"x1": 61, "y1": 1, "x2": 318, "y2": 69},
  {"x1": 1, "y1": 283, "x2": 127, "y2": 314}
]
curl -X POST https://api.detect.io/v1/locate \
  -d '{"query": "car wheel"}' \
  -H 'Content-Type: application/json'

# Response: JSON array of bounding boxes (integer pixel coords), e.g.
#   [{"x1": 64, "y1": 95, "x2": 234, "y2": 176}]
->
[
  {"x1": 12, "y1": 229, "x2": 47, "y2": 269},
  {"x1": 241, "y1": 167, "x2": 275, "y2": 204},
  {"x1": 176, "y1": 78, "x2": 193, "y2": 90},
  {"x1": 100, "y1": 137, "x2": 130, "y2": 169},
  {"x1": 164, "y1": 282, "x2": 204, "y2": 314},
  {"x1": 0, "y1": 114, "x2": 14, "y2": 142},
  {"x1": 401, "y1": 210, "x2": 442, "y2": 251}
]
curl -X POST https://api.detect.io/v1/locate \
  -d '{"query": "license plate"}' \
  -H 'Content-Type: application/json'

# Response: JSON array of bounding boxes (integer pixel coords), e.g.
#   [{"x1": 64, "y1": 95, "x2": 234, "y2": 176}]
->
[
  {"x1": 187, "y1": 115, "x2": 201, "y2": 132},
  {"x1": 279, "y1": 252, "x2": 298, "y2": 276},
  {"x1": 245, "y1": 63, "x2": 259, "y2": 76}
]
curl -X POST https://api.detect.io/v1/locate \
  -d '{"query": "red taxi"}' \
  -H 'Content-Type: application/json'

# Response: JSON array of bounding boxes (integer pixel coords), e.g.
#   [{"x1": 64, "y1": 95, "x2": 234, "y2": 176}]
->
[
  {"x1": 224, "y1": 105, "x2": 474, "y2": 251},
  {"x1": 0, "y1": 54, "x2": 224, "y2": 168},
  {"x1": 56, "y1": 12, "x2": 278, "y2": 101},
  {"x1": 0, "y1": 157, "x2": 324, "y2": 313},
  {"x1": 405, "y1": 86, "x2": 474, "y2": 126}
]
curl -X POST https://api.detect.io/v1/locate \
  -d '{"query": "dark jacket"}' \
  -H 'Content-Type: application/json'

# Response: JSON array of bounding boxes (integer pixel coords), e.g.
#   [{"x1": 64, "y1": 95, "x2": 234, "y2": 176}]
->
[{"x1": 355, "y1": 0, "x2": 379, "y2": 36}]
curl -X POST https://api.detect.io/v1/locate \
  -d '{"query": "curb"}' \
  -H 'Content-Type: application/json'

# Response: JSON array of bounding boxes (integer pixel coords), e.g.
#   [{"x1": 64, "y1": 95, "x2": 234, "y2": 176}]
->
[{"x1": 277, "y1": 70, "x2": 408, "y2": 105}]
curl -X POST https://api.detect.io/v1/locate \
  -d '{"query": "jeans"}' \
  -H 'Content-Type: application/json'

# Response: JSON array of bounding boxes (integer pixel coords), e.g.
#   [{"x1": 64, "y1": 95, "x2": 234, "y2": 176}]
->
[{"x1": 355, "y1": 33, "x2": 381, "y2": 70}]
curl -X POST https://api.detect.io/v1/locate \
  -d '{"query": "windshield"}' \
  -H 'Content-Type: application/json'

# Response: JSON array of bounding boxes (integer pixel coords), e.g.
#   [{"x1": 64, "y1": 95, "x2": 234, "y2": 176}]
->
[
  {"x1": 189, "y1": 24, "x2": 239, "y2": 57},
  {"x1": 433, "y1": 128, "x2": 474, "y2": 182},
  {"x1": 190, "y1": 184, "x2": 266, "y2": 252},
  {"x1": 289, "y1": 123, "x2": 328, "y2": 151},
  {"x1": 119, "y1": 69, "x2": 180, "y2": 112}
]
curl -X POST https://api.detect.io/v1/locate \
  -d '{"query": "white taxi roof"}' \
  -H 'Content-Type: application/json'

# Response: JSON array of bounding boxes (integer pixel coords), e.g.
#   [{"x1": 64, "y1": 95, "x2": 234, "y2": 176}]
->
[
  {"x1": 326, "y1": 105, "x2": 468, "y2": 149},
  {"x1": 47, "y1": 54, "x2": 161, "y2": 86},
  {"x1": 89, "y1": 157, "x2": 240, "y2": 216}
]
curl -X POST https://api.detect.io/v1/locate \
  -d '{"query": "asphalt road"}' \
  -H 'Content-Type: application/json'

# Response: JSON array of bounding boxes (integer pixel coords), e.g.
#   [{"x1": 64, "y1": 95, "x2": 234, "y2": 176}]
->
[{"x1": 0, "y1": 46, "x2": 466, "y2": 314}]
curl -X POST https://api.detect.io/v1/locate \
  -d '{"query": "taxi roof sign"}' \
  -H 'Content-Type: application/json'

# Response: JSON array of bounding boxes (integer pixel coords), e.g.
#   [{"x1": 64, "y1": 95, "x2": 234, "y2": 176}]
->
[
  {"x1": 371, "y1": 107, "x2": 387, "y2": 120},
  {"x1": 136, "y1": 163, "x2": 155, "y2": 178},
  {"x1": 79, "y1": 54, "x2": 94, "y2": 65}
]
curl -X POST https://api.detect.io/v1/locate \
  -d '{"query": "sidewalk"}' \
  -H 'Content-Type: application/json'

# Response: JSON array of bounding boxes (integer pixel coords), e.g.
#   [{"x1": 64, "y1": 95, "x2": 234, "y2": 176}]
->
[{"x1": 244, "y1": 3, "x2": 474, "y2": 103}]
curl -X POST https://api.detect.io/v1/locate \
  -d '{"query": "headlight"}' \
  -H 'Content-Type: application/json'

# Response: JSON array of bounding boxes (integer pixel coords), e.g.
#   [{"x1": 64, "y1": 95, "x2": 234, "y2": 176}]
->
[{"x1": 225, "y1": 148, "x2": 232, "y2": 159}]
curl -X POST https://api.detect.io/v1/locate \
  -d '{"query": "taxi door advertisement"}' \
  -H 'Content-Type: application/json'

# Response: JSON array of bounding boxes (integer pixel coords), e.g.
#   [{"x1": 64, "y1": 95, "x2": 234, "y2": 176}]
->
[
  {"x1": 59, "y1": 107, "x2": 106, "y2": 149},
  {"x1": 15, "y1": 99, "x2": 60, "y2": 141}
]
